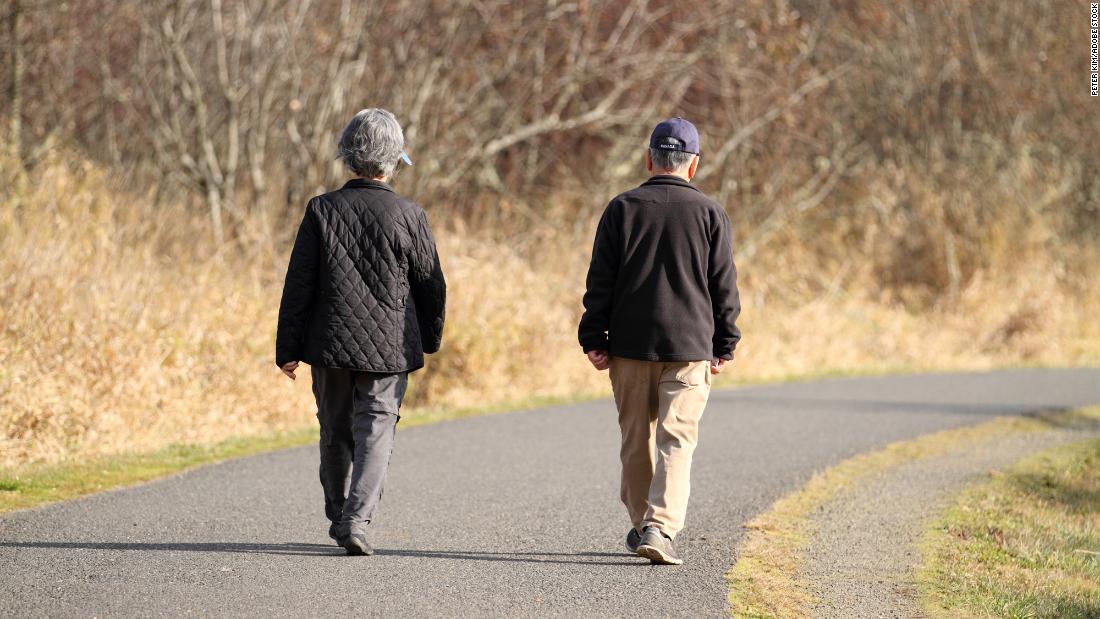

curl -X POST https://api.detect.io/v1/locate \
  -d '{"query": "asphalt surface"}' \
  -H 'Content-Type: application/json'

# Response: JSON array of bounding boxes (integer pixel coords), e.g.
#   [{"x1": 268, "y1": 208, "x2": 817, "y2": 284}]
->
[{"x1": 2, "y1": 368, "x2": 1100, "y2": 618}]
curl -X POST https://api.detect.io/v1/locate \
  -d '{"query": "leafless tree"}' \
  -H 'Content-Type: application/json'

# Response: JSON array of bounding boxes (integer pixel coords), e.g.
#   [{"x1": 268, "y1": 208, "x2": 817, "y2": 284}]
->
[
  {"x1": 6, "y1": 0, "x2": 1092, "y2": 265},
  {"x1": 6, "y1": 0, "x2": 24, "y2": 165}
]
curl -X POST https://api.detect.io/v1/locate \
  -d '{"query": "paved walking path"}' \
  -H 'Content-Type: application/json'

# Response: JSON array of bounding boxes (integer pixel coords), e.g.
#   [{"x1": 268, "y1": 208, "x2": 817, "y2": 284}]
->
[{"x1": 2, "y1": 369, "x2": 1099, "y2": 617}]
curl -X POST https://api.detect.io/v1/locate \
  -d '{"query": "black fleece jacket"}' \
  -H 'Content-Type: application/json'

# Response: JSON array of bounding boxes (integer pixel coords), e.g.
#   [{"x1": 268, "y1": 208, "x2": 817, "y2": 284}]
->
[{"x1": 578, "y1": 175, "x2": 741, "y2": 362}]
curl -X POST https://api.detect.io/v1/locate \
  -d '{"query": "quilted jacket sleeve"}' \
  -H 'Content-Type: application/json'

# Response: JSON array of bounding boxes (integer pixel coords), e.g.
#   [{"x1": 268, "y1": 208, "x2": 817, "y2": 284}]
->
[
  {"x1": 407, "y1": 207, "x2": 446, "y2": 354},
  {"x1": 275, "y1": 199, "x2": 321, "y2": 366}
]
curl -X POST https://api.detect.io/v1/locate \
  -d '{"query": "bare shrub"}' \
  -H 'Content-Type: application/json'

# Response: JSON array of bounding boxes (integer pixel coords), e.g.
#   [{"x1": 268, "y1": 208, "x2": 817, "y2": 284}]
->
[{"x1": 2, "y1": 1, "x2": 1099, "y2": 467}]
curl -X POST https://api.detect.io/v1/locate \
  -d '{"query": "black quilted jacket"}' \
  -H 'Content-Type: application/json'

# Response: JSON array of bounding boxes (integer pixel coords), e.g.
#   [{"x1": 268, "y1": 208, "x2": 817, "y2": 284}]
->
[{"x1": 275, "y1": 178, "x2": 446, "y2": 372}]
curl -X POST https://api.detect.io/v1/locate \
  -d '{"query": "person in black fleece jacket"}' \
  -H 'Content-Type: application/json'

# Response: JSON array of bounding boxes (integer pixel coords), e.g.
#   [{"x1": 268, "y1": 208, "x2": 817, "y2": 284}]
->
[{"x1": 578, "y1": 117, "x2": 741, "y2": 565}]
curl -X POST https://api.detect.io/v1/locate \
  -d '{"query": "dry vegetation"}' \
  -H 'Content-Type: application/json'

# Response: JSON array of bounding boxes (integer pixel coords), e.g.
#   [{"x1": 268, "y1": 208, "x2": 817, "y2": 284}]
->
[
  {"x1": 2, "y1": 0, "x2": 1099, "y2": 468},
  {"x1": 0, "y1": 152, "x2": 610, "y2": 467}
]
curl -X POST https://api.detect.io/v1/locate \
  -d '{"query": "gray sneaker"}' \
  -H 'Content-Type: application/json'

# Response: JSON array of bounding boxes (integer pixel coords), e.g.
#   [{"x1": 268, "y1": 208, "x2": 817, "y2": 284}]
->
[
  {"x1": 625, "y1": 528, "x2": 642, "y2": 554},
  {"x1": 636, "y1": 526, "x2": 683, "y2": 565},
  {"x1": 342, "y1": 532, "x2": 375, "y2": 556},
  {"x1": 328, "y1": 523, "x2": 340, "y2": 545}
]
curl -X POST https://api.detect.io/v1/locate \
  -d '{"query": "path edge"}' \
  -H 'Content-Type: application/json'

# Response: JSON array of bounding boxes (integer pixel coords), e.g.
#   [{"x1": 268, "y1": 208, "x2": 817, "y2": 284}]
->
[{"x1": 726, "y1": 406, "x2": 1100, "y2": 618}]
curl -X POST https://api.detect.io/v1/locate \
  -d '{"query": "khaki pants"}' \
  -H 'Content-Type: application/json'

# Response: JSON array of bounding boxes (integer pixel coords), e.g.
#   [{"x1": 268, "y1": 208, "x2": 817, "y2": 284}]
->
[{"x1": 609, "y1": 357, "x2": 712, "y2": 539}]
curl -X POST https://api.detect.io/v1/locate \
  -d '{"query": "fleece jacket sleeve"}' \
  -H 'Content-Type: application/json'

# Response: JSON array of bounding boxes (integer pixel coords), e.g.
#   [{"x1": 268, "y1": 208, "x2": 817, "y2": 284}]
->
[
  {"x1": 708, "y1": 206, "x2": 742, "y2": 360},
  {"x1": 578, "y1": 202, "x2": 620, "y2": 353}
]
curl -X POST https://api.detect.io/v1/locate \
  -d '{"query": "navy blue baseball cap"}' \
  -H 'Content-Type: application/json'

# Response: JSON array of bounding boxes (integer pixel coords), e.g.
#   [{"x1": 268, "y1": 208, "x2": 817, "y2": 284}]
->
[{"x1": 649, "y1": 117, "x2": 700, "y2": 155}]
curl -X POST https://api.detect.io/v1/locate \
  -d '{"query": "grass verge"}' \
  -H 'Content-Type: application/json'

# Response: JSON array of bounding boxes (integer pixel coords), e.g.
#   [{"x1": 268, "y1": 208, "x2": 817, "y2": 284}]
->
[
  {"x1": 0, "y1": 427, "x2": 315, "y2": 514},
  {"x1": 726, "y1": 406, "x2": 1100, "y2": 618},
  {"x1": 0, "y1": 390, "x2": 601, "y2": 516},
  {"x1": 918, "y1": 437, "x2": 1100, "y2": 618}
]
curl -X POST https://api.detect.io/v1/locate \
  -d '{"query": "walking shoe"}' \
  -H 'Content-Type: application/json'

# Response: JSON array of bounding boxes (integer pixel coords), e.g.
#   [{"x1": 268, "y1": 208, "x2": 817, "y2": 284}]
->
[
  {"x1": 625, "y1": 528, "x2": 643, "y2": 554},
  {"x1": 328, "y1": 522, "x2": 340, "y2": 545},
  {"x1": 342, "y1": 532, "x2": 375, "y2": 556},
  {"x1": 636, "y1": 526, "x2": 683, "y2": 565}
]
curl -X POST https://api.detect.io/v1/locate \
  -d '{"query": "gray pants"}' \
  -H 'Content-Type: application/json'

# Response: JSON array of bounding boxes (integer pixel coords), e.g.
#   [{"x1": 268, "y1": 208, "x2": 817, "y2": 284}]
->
[{"x1": 311, "y1": 367, "x2": 408, "y2": 537}]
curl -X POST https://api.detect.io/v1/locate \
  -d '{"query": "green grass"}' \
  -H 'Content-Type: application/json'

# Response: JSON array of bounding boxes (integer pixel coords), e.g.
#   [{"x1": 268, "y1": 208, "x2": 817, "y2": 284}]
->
[
  {"x1": 919, "y1": 435, "x2": 1100, "y2": 618},
  {"x1": 0, "y1": 427, "x2": 316, "y2": 513}
]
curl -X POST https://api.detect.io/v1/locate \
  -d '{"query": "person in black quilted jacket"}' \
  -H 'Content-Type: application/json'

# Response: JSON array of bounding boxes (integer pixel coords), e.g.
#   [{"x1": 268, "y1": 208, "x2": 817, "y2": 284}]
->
[{"x1": 275, "y1": 108, "x2": 446, "y2": 556}]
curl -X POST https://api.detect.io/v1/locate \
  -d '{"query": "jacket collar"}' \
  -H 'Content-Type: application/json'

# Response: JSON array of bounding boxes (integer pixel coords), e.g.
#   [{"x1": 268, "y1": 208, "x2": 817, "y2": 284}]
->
[
  {"x1": 641, "y1": 174, "x2": 701, "y2": 193},
  {"x1": 342, "y1": 178, "x2": 395, "y2": 193}
]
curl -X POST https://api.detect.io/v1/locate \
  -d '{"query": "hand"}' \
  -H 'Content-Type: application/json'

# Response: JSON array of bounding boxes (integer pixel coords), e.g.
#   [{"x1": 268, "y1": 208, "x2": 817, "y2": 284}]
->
[
  {"x1": 280, "y1": 361, "x2": 299, "y2": 380},
  {"x1": 710, "y1": 358, "x2": 728, "y2": 375},
  {"x1": 587, "y1": 350, "x2": 610, "y2": 371}
]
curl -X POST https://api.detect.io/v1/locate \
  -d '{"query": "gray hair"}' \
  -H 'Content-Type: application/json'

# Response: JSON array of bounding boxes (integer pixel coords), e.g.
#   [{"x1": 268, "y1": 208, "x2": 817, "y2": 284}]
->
[
  {"x1": 337, "y1": 108, "x2": 405, "y2": 178},
  {"x1": 649, "y1": 148, "x2": 695, "y2": 172}
]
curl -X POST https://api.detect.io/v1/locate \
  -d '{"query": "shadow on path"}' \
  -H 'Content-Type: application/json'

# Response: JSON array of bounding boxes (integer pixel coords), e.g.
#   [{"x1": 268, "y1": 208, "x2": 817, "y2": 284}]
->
[{"x1": 0, "y1": 541, "x2": 641, "y2": 565}]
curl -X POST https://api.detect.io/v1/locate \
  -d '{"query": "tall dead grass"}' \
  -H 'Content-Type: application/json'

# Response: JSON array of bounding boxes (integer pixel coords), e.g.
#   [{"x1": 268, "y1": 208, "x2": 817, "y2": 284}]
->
[
  {"x1": 735, "y1": 142, "x2": 1100, "y2": 380},
  {"x1": 0, "y1": 154, "x2": 307, "y2": 467},
  {"x1": 0, "y1": 153, "x2": 607, "y2": 468},
  {"x1": 2, "y1": 143, "x2": 1098, "y2": 469}
]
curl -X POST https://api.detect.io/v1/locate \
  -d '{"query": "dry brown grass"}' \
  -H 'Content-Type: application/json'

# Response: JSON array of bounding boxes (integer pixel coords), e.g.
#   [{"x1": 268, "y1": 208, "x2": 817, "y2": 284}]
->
[
  {"x1": 734, "y1": 143, "x2": 1100, "y2": 381},
  {"x1": 2, "y1": 143, "x2": 1099, "y2": 470},
  {"x1": 412, "y1": 231, "x2": 606, "y2": 408},
  {"x1": 0, "y1": 153, "x2": 609, "y2": 469},
  {"x1": 0, "y1": 154, "x2": 312, "y2": 467}
]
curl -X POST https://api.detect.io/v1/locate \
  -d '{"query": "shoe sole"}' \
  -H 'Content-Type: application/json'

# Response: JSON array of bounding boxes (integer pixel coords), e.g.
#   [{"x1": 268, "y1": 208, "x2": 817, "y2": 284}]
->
[
  {"x1": 636, "y1": 543, "x2": 683, "y2": 565},
  {"x1": 344, "y1": 538, "x2": 374, "y2": 556}
]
